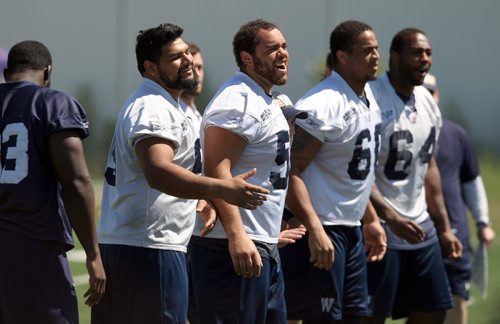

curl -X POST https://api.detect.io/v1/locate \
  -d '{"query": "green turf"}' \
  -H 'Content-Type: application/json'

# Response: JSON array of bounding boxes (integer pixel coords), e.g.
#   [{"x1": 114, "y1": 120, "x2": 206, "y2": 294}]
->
[{"x1": 70, "y1": 157, "x2": 500, "y2": 323}]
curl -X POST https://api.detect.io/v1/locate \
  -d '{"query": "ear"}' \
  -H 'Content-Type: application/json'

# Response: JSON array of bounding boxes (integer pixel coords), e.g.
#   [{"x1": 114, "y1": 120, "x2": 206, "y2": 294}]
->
[
  {"x1": 43, "y1": 64, "x2": 52, "y2": 86},
  {"x1": 336, "y1": 50, "x2": 349, "y2": 65},
  {"x1": 143, "y1": 60, "x2": 157, "y2": 77},
  {"x1": 240, "y1": 51, "x2": 253, "y2": 67}
]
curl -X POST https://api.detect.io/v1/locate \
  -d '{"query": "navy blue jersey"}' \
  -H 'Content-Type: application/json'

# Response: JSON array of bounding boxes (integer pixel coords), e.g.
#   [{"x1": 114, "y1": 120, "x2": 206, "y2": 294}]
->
[
  {"x1": 436, "y1": 119, "x2": 479, "y2": 246},
  {"x1": 0, "y1": 81, "x2": 89, "y2": 249}
]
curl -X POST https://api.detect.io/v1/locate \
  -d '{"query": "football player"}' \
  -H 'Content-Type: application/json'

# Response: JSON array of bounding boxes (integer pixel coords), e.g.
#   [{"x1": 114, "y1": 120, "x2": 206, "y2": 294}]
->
[
  {"x1": 92, "y1": 23, "x2": 269, "y2": 323},
  {"x1": 189, "y1": 19, "x2": 292, "y2": 323},
  {"x1": 365, "y1": 28, "x2": 462, "y2": 324},
  {"x1": 0, "y1": 40, "x2": 105, "y2": 322},
  {"x1": 280, "y1": 20, "x2": 385, "y2": 323}
]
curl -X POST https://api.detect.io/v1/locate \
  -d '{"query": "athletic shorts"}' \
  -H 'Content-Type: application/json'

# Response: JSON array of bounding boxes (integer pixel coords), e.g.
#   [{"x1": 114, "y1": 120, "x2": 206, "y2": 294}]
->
[
  {"x1": 366, "y1": 241, "x2": 454, "y2": 319},
  {"x1": 444, "y1": 245, "x2": 472, "y2": 300},
  {"x1": 0, "y1": 228, "x2": 78, "y2": 324},
  {"x1": 189, "y1": 240, "x2": 286, "y2": 324},
  {"x1": 91, "y1": 244, "x2": 188, "y2": 324},
  {"x1": 279, "y1": 225, "x2": 369, "y2": 321}
]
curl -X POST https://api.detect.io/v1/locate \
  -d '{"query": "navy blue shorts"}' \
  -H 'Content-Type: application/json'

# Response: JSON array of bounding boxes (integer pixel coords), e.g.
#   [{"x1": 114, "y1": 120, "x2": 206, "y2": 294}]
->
[
  {"x1": 366, "y1": 241, "x2": 454, "y2": 319},
  {"x1": 189, "y1": 240, "x2": 286, "y2": 324},
  {"x1": 444, "y1": 246, "x2": 472, "y2": 300},
  {"x1": 279, "y1": 226, "x2": 369, "y2": 321},
  {"x1": 91, "y1": 244, "x2": 188, "y2": 324},
  {"x1": 0, "y1": 229, "x2": 78, "y2": 323}
]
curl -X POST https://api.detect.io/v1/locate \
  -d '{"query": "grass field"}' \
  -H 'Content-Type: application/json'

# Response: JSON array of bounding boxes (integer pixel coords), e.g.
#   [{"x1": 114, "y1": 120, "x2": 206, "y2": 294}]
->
[{"x1": 69, "y1": 156, "x2": 500, "y2": 323}]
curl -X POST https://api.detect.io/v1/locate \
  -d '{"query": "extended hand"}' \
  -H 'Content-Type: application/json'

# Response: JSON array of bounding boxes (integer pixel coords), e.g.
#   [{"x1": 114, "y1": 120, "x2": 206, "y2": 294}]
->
[
  {"x1": 278, "y1": 225, "x2": 306, "y2": 248},
  {"x1": 197, "y1": 199, "x2": 217, "y2": 236},
  {"x1": 223, "y1": 168, "x2": 269, "y2": 209}
]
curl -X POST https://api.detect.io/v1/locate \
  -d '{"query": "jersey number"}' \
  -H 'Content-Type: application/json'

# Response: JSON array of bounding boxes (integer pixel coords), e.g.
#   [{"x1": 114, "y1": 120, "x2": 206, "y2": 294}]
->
[
  {"x1": 384, "y1": 127, "x2": 436, "y2": 180},
  {"x1": 0, "y1": 123, "x2": 29, "y2": 184},
  {"x1": 347, "y1": 124, "x2": 381, "y2": 180},
  {"x1": 269, "y1": 131, "x2": 290, "y2": 190}
]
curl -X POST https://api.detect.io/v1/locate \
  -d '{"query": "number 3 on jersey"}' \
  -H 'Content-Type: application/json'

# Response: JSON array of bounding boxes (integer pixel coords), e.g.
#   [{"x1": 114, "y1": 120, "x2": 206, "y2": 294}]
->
[
  {"x1": 0, "y1": 123, "x2": 29, "y2": 184},
  {"x1": 269, "y1": 130, "x2": 290, "y2": 189}
]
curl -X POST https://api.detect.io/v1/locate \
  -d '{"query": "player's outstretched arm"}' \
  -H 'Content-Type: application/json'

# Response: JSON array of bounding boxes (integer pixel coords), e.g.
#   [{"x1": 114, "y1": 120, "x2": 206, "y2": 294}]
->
[
  {"x1": 48, "y1": 131, "x2": 106, "y2": 306},
  {"x1": 362, "y1": 200, "x2": 387, "y2": 262},
  {"x1": 370, "y1": 185, "x2": 425, "y2": 244},
  {"x1": 286, "y1": 126, "x2": 334, "y2": 270},
  {"x1": 134, "y1": 136, "x2": 268, "y2": 209},
  {"x1": 425, "y1": 157, "x2": 462, "y2": 258},
  {"x1": 203, "y1": 126, "x2": 262, "y2": 278}
]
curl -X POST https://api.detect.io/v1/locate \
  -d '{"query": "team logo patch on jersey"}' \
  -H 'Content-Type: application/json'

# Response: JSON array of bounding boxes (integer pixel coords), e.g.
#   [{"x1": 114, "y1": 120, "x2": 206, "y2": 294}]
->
[
  {"x1": 381, "y1": 109, "x2": 394, "y2": 122},
  {"x1": 261, "y1": 109, "x2": 272, "y2": 122},
  {"x1": 343, "y1": 107, "x2": 357, "y2": 124},
  {"x1": 306, "y1": 118, "x2": 320, "y2": 129}
]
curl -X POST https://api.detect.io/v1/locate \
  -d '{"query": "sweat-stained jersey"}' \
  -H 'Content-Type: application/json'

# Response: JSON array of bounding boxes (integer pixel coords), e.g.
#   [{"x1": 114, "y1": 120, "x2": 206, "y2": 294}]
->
[
  {"x1": 370, "y1": 72, "x2": 442, "y2": 225},
  {"x1": 0, "y1": 81, "x2": 89, "y2": 249},
  {"x1": 192, "y1": 72, "x2": 290, "y2": 244},
  {"x1": 294, "y1": 73, "x2": 382, "y2": 226},
  {"x1": 98, "y1": 78, "x2": 197, "y2": 253}
]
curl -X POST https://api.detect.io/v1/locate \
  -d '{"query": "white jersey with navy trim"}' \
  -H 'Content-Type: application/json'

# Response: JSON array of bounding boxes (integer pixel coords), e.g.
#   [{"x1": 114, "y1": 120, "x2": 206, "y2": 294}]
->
[
  {"x1": 180, "y1": 100, "x2": 203, "y2": 137},
  {"x1": 99, "y1": 78, "x2": 197, "y2": 252},
  {"x1": 294, "y1": 73, "x2": 382, "y2": 226},
  {"x1": 370, "y1": 73, "x2": 442, "y2": 223},
  {"x1": 193, "y1": 72, "x2": 290, "y2": 244}
]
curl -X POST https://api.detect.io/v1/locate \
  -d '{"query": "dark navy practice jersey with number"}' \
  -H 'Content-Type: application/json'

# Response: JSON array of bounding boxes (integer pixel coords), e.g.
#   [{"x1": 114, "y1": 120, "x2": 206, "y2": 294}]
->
[{"x1": 0, "y1": 81, "x2": 89, "y2": 249}]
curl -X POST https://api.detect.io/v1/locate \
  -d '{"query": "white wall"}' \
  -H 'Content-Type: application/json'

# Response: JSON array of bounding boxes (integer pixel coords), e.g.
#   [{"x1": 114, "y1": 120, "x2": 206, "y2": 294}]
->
[{"x1": 1, "y1": 0, "x2": 499, "y2": 156}]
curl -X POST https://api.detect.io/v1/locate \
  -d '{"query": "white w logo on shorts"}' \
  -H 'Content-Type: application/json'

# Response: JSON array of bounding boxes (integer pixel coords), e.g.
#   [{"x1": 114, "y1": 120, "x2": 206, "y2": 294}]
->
[{"x1": 321, "y1": 297, "x2": 335, "y2": 312}]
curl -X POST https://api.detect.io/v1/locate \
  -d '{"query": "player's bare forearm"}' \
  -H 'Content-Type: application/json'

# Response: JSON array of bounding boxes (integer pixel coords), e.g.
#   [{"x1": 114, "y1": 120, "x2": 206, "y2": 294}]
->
[{"x1": 287, "y1": 126, "x2": 323, "y2": 231}]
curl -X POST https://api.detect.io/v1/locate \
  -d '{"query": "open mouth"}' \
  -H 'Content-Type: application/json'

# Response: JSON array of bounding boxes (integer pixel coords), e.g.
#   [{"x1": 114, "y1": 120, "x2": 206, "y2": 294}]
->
[{"x1": 275, "y1": 63, "x2": 287, "y2": 72}]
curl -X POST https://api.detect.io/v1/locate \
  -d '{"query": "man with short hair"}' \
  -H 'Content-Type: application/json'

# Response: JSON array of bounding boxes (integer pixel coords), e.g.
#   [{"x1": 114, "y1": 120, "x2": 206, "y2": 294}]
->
[
  {"x1": 365, "y1": 28, "x2": 462, "y2": 324},
  {"x1": 280, "y1": 20, "x2": 385, "y2": 323},
  {"x1": 189, "y1": 19, "x2": 292, "y2": 323},
  {"x1": 92, "y1": 23, "x2": 269, "y2": 323},
  {"x1": 181, "y1": 42, "x2": 204, "y2": 133},
  {"x1": 0, "y1": 40, "x2": 106, "y2": 323}
]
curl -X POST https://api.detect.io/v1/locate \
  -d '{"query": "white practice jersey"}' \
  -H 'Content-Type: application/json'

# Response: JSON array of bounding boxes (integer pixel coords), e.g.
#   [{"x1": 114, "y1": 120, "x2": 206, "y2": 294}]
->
[
  {"x1": 99, "y1": 78, "x2": 198, "y2": 252},
  {"x1": 294, "y1": 73, "x2": 382, "y2": 226},
  {"x1": 180, "y1": 100, "x2": 203, "y2": 136},
  {"x1": 370, "y1": 73, "x2": 442, "y2": 223},
  {"x1": 193, "y1": 72, "x2": 290, "y2": 244}
]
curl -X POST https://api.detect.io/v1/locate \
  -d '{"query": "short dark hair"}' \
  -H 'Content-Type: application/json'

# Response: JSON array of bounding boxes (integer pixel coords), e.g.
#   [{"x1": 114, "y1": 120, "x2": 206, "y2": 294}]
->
[
  {"x1": 136, "y1": 23, "x2": 184, "y2": 76},
  {"x1": 325, "y1": 52, "x2": 333, "y2": 69},
  {"x1": 232, "y1": 19, "x2": 279, "y2": 68},
  {"x1": 188, "y1": 43, "x2": 200, "y2": 56},
  {"x1": 390, "y1": 27, "x2": 427, "y2": 54},
  {"x1": 330, "y1": 20, "x2": 373, "y2": 65},
  {"x1": 7, "y1": 40, "x2": 52, "y2": 73}
]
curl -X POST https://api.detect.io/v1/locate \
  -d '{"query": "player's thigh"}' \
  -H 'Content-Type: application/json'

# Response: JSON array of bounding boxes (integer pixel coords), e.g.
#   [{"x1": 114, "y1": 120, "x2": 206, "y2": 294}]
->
[
  {"x1": 190, "y1": 242, "x2": 283, "y2": 323},
  {"x1": 342, "y1": 226, "x2": 369, "y2": 318},
  {"x1": 406, "y1": 242, "x2": 454, "y2": 312},
  {"x1": 92, "y1": 244, "x2": 188, "y2": 324},
  {"x1": 0, "y1": 229, "x2": 78, "y2": 323},
  {"x1": 366, "y1": 249, "x2": 402, "y2": 317}
]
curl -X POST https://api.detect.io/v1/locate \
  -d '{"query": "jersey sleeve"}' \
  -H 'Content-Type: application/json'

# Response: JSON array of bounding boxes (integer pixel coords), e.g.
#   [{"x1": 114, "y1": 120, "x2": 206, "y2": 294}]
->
[
  {"x1": 43, "y1": 91, "x2": 89, "y2": 139},
  {"x1": 202, "y1": 92, "x2": 261, "y2": 142},
  {"x1": 128, "y1": 98, "x2": 184, "y2": 151},
  {"x1": 294, "y1": 91, "x2": 343, "y2": 143}
]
